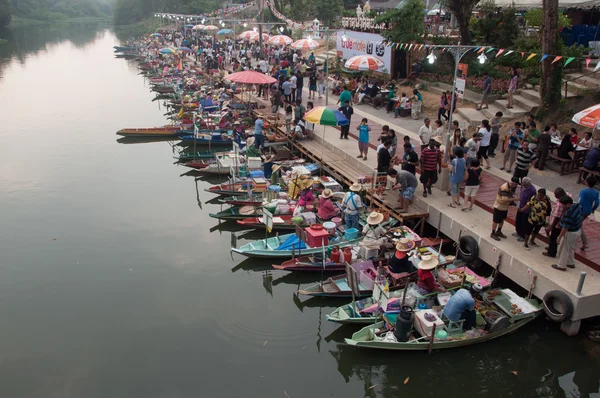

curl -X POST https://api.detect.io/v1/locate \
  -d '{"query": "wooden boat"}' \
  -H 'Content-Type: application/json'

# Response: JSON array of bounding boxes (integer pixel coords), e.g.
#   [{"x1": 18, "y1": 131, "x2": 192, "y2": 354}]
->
[
  {"x1": 231, "y1": 232, "x2": 364, "y2": 259},
  {"x1": 327, "y1": 296, "x2": 402, "y2": 325},
  {"x1": 209, "y1": 205, "x2": 264, "y2": 220},
  {"x1": 116, "y1": 126, "x2": 180, "y2": 137},
  {"x1": 182, "y1": 160, "x2": 211, "y2": 169},
  {"x1": 344, "y1": 288, "x2": 542, "y2": 351},
  {"x1": 297, "y1": 262, "x2": 410, "y2": 298},
  {"x1": 176, "y1": 150, "x2": 223, "y2": 161},
  {"x1": 238, "y1": 215, "x2": 306, "y2": 231},
  {"x1": 205, "y1": 181, "x2": 257, "y2": 196},
  {"x1": 178, "y1": 133, "x2": 234, "y2": 146},
  {"x1": 272, "y1": 254, "x2": 346, "y2": 272},
  {"x1": 219, "y1": 194, "x2": 264, "y2": 206}
]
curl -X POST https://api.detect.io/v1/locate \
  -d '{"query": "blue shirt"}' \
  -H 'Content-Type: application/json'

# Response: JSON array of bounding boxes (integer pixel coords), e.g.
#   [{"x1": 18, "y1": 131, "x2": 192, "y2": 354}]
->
[
  {"x1": 282, "y1": 81, "x2": 291, "y2": 95},
  {"x1": 560, "y1": 203, "x2": 583, "y2": 231},
  {"x1": 358, "y1": 124, "x2": 370, "y2": 143},
  {"x1": 450, "y1": 157, "x2": 466, "y2": 184},
  {"x1": 584, "y1": 147, "x2": 600, "y2": 170},
  {"x1": 579, "y1": 188, "x2": 599, "y2": 215},
  {"x1": 508, "y1": 129, "x2": 523, "y2": 150},
  {"x1": 483, "y1": 77, "x2": 492, "y2": 93},
  {"x1": 442, "y1": 289, "x2": 474, "y2": 322},
  {"x1": 254, "y1": 119, "x2": 264, "y2": 135}
]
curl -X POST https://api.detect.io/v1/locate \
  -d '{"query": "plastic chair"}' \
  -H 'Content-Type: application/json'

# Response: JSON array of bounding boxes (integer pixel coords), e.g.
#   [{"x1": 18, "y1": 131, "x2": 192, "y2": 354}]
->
[{"x1": 441, "y1": 312, "x2": 464, "y2": 334}]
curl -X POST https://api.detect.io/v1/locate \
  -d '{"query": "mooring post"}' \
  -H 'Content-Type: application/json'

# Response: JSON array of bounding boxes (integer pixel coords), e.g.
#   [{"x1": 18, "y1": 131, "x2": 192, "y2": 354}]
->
[{"x1": 576, "y1": 272, "x2": 587, "y2": 296}]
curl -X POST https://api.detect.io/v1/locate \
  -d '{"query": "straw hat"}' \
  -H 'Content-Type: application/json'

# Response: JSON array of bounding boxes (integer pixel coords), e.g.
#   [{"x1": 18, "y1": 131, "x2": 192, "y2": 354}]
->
[
  {"x1": 302, "y1": 179, "x2": 314, "y2": 189},
  {"x1": 349, "y1": 182, "x2": 362, "y2": 192},
  {"x1": 263, "y1": 154, "x2": 275, "y2": 162},
  {"x1": 272, "y1": 164, "x2": 282, "y2": 173},
  {"x1": 366, "y1": 211, "x2": 384, "y2": 226},
  {"x1": 246, "y1": 136, "x2": 256, "y2": 147},
  {"x1": 395, "y1": 238, "x2": 416, "y2": 252},
  {"x1": 321, "y1": 188, "x2": 333, "y2": 199},
  {"x1": 417, "y1": 255, "x2": 439, "y2": 270}
]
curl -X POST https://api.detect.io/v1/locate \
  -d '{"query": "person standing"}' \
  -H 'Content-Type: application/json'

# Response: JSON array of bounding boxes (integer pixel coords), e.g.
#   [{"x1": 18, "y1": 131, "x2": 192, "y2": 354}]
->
[
  {"x1": 308, "y1": 71, "x2": 317, "y2": 100},
  {"x1": 552, "y1": 196, "x2": 583, "y2": 271},
  {"x1": 420, "y1": 139, "x2": 442, "y2": 197},
  {"x1": 477, "y1": 120, "x2": 492, "y2": 169},
  {"x1": 448, "y1": 147, "x2": 466, "y2": 208},
  {"x1": 399, "y1": 142, "x2": 419, "y2": 175},
  {"x1": 418, "y1": 118, "x2": 432, "y2": 152},
  {"x1": 294, "y1": 99, "x2": 305, "y2": 123},
  {"x1": 513, "y1": 140, "x2": 536, "y2": 181},
  {"x1": 337, "y1": 85, "x2": 352, "y2": 106},
  {"x1": 489, "y1": 112, "x2": 503, "y2": 157},
  {"x1": 317, "y1": 69, "x2": 325, "y2": 99},
  {"x1": 253, "y1": 115, "x2": 265, "y2": 149},
  {"x1": 578, "y1": 176, "x2": 599, "y2": 251},
  {"x1": 377, "y1": 140, "x2": 392, "y2": 173},
  {"x1": 524, "y1": 121, "x2": 540, "y2": 152},
  {"x1": 490, "y1": 178, "x2": 519, "y2": 241},
  {"x1": 521, "y1": 188, "x2": 551, "y2": 250},
  {"x1": 356, "y1": 118, "x2": 371, "y2": 161},
  {"x1": 342, "y1": 183, "x2": 364, "y2": 230},
  {"x1": 501, "y1": 122, "x2": 524, "y2": 173},
  {"x1": 289, "y1": 72, "x2": 297, "y2": 103},
  {"x1": 462, "y1": 159, "x2": 482, "y2": 211},
  {"x1": 514, "y1": 177, "x2": 536, "y2": 241},
  {"x1": 476, "y1": 72, "x2": 492, "y2": 110},
  {"x1": 438, "y1": 91, "x2": 449, "y2": 121},
  {"x1": 282, "y1": 77, "x2": 292, "y2": 104},
  {"x1": 535, "y1": 126, "x2": 552, "y2": 170},
  {"x1": 507, "y1": 69, "x2": 518, "y2": 108},
  {"x1": 543, "y1": 188, "x2": 570, "y2": 258},
  {"x1": 338, "y1": 100, "x2": 353, "y2": 140},
  {"x1": 466, "y1": 132, "x2": 481, "y2": 167},
  {"x1": 295, "y1": 72, "x2": 304, "y2": 102}
]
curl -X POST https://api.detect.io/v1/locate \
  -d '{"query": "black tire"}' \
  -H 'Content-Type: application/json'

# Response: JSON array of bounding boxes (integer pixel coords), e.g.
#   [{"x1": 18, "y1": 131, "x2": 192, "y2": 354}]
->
[
  {"x1": 458, "y1": 235, "x2": 479, "y2": 263},
  {"x1": 543, "y1": 290, "x2": 574, "y2": 323}
]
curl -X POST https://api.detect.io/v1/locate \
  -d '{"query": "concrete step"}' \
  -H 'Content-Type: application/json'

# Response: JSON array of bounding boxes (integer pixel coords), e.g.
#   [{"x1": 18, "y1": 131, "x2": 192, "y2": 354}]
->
[
  {"x1": 563, "y1": 80, "x2": 592, "y2": 95},
  {"x1": 518, "y1": 89, "x2": 542, "y2": 104},
  {"x1": 565, "y1": 73, "x2": 600, "y2": 88},
  {"x1": 456, "y1": 107, "x2": 486, "y2": 126},
  {"x1": 511, "y1": 94, "x2": 540, "y2": 113},
  {"x1": 492, "y1": 99, "x2": 530, "y2": 119}
]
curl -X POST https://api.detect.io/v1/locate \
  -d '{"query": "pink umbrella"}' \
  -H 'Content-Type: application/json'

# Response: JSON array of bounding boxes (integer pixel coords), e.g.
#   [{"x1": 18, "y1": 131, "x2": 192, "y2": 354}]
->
[
  {"x1": 290, "y1": 38, "x2": 319, "y2": 51},
  {"x1": 268, "y1": 35, "x2": 293, "y2": 46},
  {"x1": 344, "y1": 55, "x2": 386, "y2": 71},
  {"x1": 239, "y1": 30, "x2": 257, "y2": 40},
  {"x1": 226, "y1": 71, "x2": 277, "y2": 85},
  {"x1": 192, "y1": 25, "x2": 205, "y2": 30}
]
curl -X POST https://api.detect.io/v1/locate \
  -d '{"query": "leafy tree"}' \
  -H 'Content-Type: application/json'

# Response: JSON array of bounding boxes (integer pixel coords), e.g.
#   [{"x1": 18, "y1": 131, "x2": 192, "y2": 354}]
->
[
  {"x1": 0, "y1": 0, "x2": 11, "y2": 27},
  {"x1": 375, "y1": 0, "x2": 425, "y2": 43},
  {"x1": 441, "y1": 0, "x2": 479, "y2": 44},
  {"x1": 314, "y1": 0, "x2": 342, "y2": 27},
  {"x1": 471, "y1": 3, "x2": 519, "y2": 47},
  {"x1": 525, "y1": 7, "x2": 571, "y2": 30}
]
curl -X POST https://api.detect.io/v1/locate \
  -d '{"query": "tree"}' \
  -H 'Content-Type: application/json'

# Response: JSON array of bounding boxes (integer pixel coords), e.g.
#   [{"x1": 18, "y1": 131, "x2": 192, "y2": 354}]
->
[
  {"x1": 540, "y1": 0, "x2": 561, "y2": 112},
  {"x1": 0, "y1": 0, "x2": 11, "y2": 27},
  {"x1": 442, "y1": 0, "x2": 479, "y2": 44},
  {"x1": 375, "y1": 0, "x2": 425, "y2": 43},
  {"x1": 471, "y1": 3, "x2": 519, "y2": 47},
  {"x1": 314, "y1": 0, "x2": 342, "y2": 27}
]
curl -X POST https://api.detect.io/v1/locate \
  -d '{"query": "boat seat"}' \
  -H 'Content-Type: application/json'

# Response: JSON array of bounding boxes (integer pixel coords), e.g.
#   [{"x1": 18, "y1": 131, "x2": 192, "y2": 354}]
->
[{"x1": 441, "y1": 312, "x2": 464, "y2": 334}]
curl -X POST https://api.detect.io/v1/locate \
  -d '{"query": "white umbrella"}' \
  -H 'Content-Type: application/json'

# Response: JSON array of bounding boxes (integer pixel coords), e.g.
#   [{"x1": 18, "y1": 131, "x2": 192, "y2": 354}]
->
[
  {"x1": 290, "y1": 38, "x2": 319, "y2": 51},
  {"x1": 268, "y1": 35, "x2": 293, "y2": 46},
  {"x1": 344, "y1": 55, "x2": 385, "y2": 71}
]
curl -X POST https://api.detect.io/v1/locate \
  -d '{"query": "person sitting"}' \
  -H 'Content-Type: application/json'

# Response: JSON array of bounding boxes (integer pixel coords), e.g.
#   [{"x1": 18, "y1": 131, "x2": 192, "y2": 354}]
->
[
  {"x1": 388, "y1": 238, "x2": 416, "y2": 274},
  {"x1": 583, "y1": 143, "x2": 600, "y2": 172},
  {"x1": 394, "y1": 93, "x2": 409, "y2": 118},
  {"x1": 558, "y1": 128, "x2": 575, "y2": 159},
  {"x1": 361, "y1": 211, "x2": 388, "y2": 247},
  {"x1": 317, "y1": 189, "x2": 339, "y2": 221},
  {"x1": 244, "y1": 136, "x2": 261, "y2": 158},
  {"x1": 441, "y1": 284, "x2": 483, "y2": 331},
  {"x1": 297, "y1": 179, "x2": 315, "y2": 210},
  {"x1": 291, "y1": 119, "x2": 306, "y2": 140},
  {"x1": 416, "y1": 255, "x2": 446, "y2": 295},
  {"x1": 579, "y1": 132, "x2": 593, "y2": 149}
]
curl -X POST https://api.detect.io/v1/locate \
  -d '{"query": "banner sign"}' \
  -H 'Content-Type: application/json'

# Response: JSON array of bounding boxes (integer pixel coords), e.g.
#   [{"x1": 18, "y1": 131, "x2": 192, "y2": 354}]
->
[{"x1": 336, "y1": 31, "x2": 391, "y2": 75}]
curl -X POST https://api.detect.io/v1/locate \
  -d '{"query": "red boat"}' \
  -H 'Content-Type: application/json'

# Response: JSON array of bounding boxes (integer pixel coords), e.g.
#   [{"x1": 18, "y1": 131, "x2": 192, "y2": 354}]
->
[
  {"x1": 236, "y1": 215, "x2": 306, "y2": 231},
  {"x1": 183, "y1": 160, "x2": 211, "y2": 169},
  {"x1": 272, "y1": 255, "x2": 347, "y2": 272}
]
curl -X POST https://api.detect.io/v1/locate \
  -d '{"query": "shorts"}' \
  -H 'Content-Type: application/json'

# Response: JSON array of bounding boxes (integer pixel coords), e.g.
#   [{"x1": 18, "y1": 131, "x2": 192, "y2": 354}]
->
[
  {"x1": 309, "y1": 84, "x2": 317, "y2": 91},
  {"x1": 450, "y1": 182, "x2": 461, "y2": 196},
  {"x1": 524, "y1": 221, "x2": 543, "y2": 236},
  {"x1": 513, "y1": 167, "x2": 529, "y2": 180},
  {"x1": 482, "y1": 92, "x2": 489, "y2": 100},
  {"x1": 504, "y1": 148, "x2": 517, "y2": 164},
  {"x1": 358, "y1": 141, "x2": 369, "y2": 154},
  {"x1": 420, "y1": 170, "x2": 438, "y2": 185},
  {"x1": 493, "y1": 208, "x2": 508, "y2": 224},
  {"x1": 464, "y1": 185, "x2": 479, "y2": 196},
  {"x1": 478, "y1": 145, "x2": 489, "y2": 160},
  {"x1": 399, "y1": 186, "x2": 416, "y2": 199}
]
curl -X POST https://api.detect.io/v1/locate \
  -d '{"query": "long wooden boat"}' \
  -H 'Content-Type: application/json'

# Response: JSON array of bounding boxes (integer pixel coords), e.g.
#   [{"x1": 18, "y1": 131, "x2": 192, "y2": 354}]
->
[
  {"x1": 205, "y1": 181, "x2": 257, "y2": 196},
  {"x1": 219, "y1": 194, "x2": 264, "y2": 206},
  {"x1": 345, "y1": 288, "x2": 542, "y2": 351},
  {"x1": 176, "y1": 150, "x2": 223, "y2": 161},
  {"x1": 116, "y1": 126, "x2": 180, "y2": 137},
  {"x1": 209, "y1": 206, "x2": 264, "y2": 220},
  {"x1": 272, "y1": 254, "x2": 347, "y2": 272},
  {"x1": 182, "y1": 160, "x2": 211, "y2": 169},
  {"x1": 231, "y1": 232, "x2": 364, "y2": 259},
  {"x1": 327, "y1": 296, "x2": 402, "y2": 325},
  {"x1": 178, "y1": 134, "x2": 234, "y2": 146},
  {"x1": 238, "y1": 215, "x2": 306, "y2": 231}
]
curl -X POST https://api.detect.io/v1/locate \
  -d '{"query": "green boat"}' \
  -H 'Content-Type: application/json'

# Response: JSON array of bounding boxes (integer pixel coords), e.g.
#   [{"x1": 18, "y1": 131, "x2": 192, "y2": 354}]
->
[
  {"x1": 209, "y1": 205, "x2": 264, "y2": 220},
  {"x1": 231, "y1": 232, "x2": 364, "y2": 259}
]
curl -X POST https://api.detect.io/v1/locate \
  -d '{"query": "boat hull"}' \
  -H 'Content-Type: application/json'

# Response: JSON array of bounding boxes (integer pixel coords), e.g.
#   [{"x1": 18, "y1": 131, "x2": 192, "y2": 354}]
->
[
  {"x1": 231, "y1": 236, "x2": 363, "y2": 259},
  {"x1": 117, "y1": 126, "x2": 180, "y2": 137},
  {"x1": 272, "y1": 255, "x2": 347, "y2": 272},
  {"x1": 238, "y1": 215, "x2": 305, "y2": 231}
]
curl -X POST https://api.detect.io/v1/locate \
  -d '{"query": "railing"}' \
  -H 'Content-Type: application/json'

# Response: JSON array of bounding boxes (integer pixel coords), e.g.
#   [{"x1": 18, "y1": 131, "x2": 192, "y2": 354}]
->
[
  {"x1": 562, "y1": 67, "x2": 598, "y2": 98},
  {"x1": 340, "y1": 17, "x2": 386, "y2": 32}
]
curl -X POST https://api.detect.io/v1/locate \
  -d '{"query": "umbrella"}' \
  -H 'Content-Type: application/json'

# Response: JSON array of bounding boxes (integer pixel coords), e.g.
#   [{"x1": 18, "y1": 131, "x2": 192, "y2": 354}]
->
[
  {"x1": 217, "y1": 28, "x2": 233, "y2": 35},
  {"x1": 268, "y1": 35, "x2": 293, "y2": 46},
  {"x1": 150, "y1": 33, "x2": 162, "y2": 37},
  {"x1": 344, "y1": 55, "x2": 385, "y2": 71},
  {"x1": 159, "y1": 47, "x2": 176, "y2": 54},
  {"x1": 572, "y1": 104, "x2": 600, "y2": 129},
  {"x1": 226, "y1": 71, "x2": 277, "y2": 85},
  {"x1": 192, "y1": 25, "x2": 205, "y2": 30},
  {"x1": 184, "y1": 24, "x2": 194, "y2": 29},
  {"x1": 178, "y1": 47, "x2": 193, "y2": 53},
  {"x1": 204, "y1": 25, "x2": 219, "y2": 31},
  {"x1": 291, "y1": 38, "x2": 319, "y2": 51},
  {"x1": 305, "y1": 106, "x2": 349, "y2": 126},
  {"x1": 238, "y1": 30, "x2": 256, "y2": 40}
]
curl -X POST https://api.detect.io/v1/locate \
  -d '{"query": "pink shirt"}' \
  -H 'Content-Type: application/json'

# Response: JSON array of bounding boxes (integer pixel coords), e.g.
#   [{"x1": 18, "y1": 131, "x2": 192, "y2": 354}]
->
[
  {"x1": 317, "y1": 197, "x2": 337, "y2": 220},
  {"x1": 298, "y1": 189, "x2": 315, "y2": 207}
]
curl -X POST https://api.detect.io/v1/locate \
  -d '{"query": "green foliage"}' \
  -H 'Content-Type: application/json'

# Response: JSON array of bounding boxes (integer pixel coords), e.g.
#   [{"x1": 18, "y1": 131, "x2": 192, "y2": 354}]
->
[
  {"x1": 525, "y1": 8, "x2": 571, "y2": 29},
  {"x1": 314, "y1": 0, "x2": 343, "y2": 27},
  {"x1": 9, "y1": 0, "x2": 111, "y2": 23},
  {"x1": 375, "y1": 0, "x2": 425, "y2": 43},
  {"x1": 291, "y1": 28, "x2": 303, "y2": 40},
  {"x1": 471, "y1": 6, "x2": 519, "y2": 47},
  {"x1": 0, "y1": 0, "x2": 11, "y2": 27}
]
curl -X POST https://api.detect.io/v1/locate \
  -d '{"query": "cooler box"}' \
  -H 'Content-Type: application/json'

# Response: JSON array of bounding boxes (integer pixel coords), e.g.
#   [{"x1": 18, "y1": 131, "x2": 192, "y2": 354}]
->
[
  {"x1": 305, "y1": 225, "x2": 329, "y2": 248},
  {"x1": 248, "y1": 157, "x2": 262, "y2": 169},
  {"x1": 413, "y1": 310, "x2": 445, "y2": 338}
]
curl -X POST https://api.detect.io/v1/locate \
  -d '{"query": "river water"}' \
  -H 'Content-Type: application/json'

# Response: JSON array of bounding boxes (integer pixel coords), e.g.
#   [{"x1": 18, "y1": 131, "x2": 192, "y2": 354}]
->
[{"x1": 0, "y1": 24, "x2": 599, "y2": 398}]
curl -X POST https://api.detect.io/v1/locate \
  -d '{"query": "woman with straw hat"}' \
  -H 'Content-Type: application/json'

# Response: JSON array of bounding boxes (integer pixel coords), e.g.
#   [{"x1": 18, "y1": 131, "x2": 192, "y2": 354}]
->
[
  {"x1": 416, "y1": 255, "x2": 446, "y2": 295},
  {"x1": 361, "y1": 211, "x2": 388, "y2": 248},
  {"x1": 317, "y1": 188, "x2": 339, "y2": 221},
  {"x1": 297, "y1": 179, "x2": 315, "y2": 209},
  {"x1": 389, "y1": 238, "x2": 417, "y2": 274},
  {"x1": 342, "y1": 182, "x2": 364, "y2": 230}
]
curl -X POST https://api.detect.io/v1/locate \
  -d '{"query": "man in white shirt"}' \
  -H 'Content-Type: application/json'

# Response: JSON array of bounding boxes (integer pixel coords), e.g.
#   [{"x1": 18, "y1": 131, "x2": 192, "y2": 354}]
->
[
  {"x1": 290, "y1": 74, "x2": 298, "y2": 103},
  {"x1": 258, "y1": 58, "x2": 267, "y2": 73},
  {"x1": 418, "y1": 118, "x2": 432, "y2": 151},
  {"x1": 466, "y1": 133, "x2": 482, "y2": 166},
  {"x1": 292, "y1": 52, "x2": 298, "y2": 64}
]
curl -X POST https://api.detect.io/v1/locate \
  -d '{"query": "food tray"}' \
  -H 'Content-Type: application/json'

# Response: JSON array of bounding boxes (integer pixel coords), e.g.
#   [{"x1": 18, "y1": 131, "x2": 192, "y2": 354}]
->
[{"x1": 483, "y1": 288, "x2": 539, "y2": 320}]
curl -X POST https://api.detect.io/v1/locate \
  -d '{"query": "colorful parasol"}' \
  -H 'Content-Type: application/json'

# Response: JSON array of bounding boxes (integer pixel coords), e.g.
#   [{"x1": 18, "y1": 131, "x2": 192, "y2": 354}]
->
[
  {"x1": 572, "y1": 104, "x2": 600, "y2": 129},
  {"x1": 178, "y1": 46, "x2": 193, "y2": 53},
  {"x1": 150, "y1": 33, "x2": 162, "y2": 37},
  {"x1": 238, "y1": 30, "x2": 257, "y2": 40},
  {"x1": 159, "y1": 47, "x2": 176, "y2": 54},
  {"x1": 305, "y1": 106, "x2": 349, "y2": 127},
  {"x1": 226, "y1": 71, "x2": 277, "y2": 85},
  {"x1": 344, "y1": 55, "x2": 385, "y2": 71},
  {"x1": 217, "y1": 28, "x2": 233, "y2": 35},
  {"x1": 184, "y1": 24, "x2": 194, "y2": 29},
  {"x1": 192, "y1": 25, "x2": 206, "y2": 30},
  {"x1": 268, "y1": 35, "x2": 293, "y2": 46},
  {"x1": 204, "y1": 25, "x2": 219, "y2": 31},
  {"x1": 290, "y1": 38, "x2": 319, "y2": 51}
]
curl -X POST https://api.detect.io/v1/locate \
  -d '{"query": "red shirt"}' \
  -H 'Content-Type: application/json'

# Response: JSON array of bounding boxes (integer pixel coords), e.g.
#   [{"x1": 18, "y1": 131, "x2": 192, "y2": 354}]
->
[
  {"x1": 421, "y1": 147, "x2": 441, "y2": 171},
  {"x1": 417, "y1": 269, "x2": 436, "y2": 292}
]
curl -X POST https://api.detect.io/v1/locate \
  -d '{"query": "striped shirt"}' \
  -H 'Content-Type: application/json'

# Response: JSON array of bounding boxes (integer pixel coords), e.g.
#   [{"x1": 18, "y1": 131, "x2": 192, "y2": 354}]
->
[
  {"x1": 515, "y1": 148, "x2": 536, "y2": 170},
  {"x1": 421, "y1": 147, "x2": 441, "y2": 171},
  {"x1": 548, "y1": 192, "x2": 572, "y2": 226},
  {"x1": 560, "y1": 203, "x2": 583, "y2": 231}
]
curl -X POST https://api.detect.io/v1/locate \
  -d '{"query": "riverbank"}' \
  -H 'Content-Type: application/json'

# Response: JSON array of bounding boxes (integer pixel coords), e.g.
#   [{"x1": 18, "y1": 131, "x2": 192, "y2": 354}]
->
[{"x1": 8, "y1": 15, "x2": 110, "y2": 29}]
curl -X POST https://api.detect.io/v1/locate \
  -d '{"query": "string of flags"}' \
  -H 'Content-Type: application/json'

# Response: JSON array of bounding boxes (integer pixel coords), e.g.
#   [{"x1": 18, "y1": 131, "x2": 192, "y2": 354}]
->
[
  {"x1": 265, "y1": 0, "x2": 312, "y2": 30},
  {"x1": 154, "y1": 2, "x2": 257, "y2": 21},
  {"x1": 384, "y1": 41, "x2": 595, "y2": 69}
]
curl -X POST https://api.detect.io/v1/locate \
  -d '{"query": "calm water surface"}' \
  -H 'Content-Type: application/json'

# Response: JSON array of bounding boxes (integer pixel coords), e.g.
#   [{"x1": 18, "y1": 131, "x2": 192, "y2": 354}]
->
[{"x1": 0, "y1": 25, "x2": 599, "y2": 398}]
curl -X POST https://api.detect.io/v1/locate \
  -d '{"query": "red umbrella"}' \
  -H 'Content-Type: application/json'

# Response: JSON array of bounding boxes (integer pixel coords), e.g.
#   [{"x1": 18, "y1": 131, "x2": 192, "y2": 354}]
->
[{"x1": 226, "y1": 71, "x2": 277, "y2": 85}]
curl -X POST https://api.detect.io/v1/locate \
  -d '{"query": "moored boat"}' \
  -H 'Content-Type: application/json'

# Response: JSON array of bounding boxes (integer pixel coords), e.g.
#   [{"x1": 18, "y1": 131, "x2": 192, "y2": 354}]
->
[
  {"x1": 116, "y1": 126, "x2": 180, "y2": 137},
  {"x1": 327, "y1": 296, "x2": 403, "y2": 325},
  {"x1": 209, "y1": 205, "x2": 265, "y2": 220},
  {"x1": 219, "y1": 194, "x2": 264, "y2": 206},
  {"x1": 272, "y1": 253, "x2": 347, "y2": 272},
  {"x1": 238, "y1": 215, "x2": 306, "y2": 231}
]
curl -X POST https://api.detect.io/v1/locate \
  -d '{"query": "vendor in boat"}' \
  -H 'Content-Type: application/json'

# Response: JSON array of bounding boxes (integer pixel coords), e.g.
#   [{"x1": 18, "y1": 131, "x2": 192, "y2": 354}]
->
[
  {"x1": 416, "y1": 255, "x2": 446, "y2": 295},
  {"x1": 317, "y1": 189, "x2": 339, "y2": 221},
  {"x1": 288, "y1": 171, "x2": 302, "y2": 200},
  {"x1": 262, "y1": 154, "x2": 275, "y2": 179},
  {"x1": 342, "y1": 182, "x2": 364, "y2": 230},
  {"x1": 389, "y1": 238, "x2": 417, "y2": 274},
  {"x1": 362, "y1": 211, "x2": 388, "y2": 246},
  {"x1": 298, "y1": 179, "x2": 315, "y2": 210},
  {"x1": 244, "y1": 136, "x2": 261, "y2": 158},
  {"x1": 442, "y1": 284, "x2": 483, "y2": 331}
]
